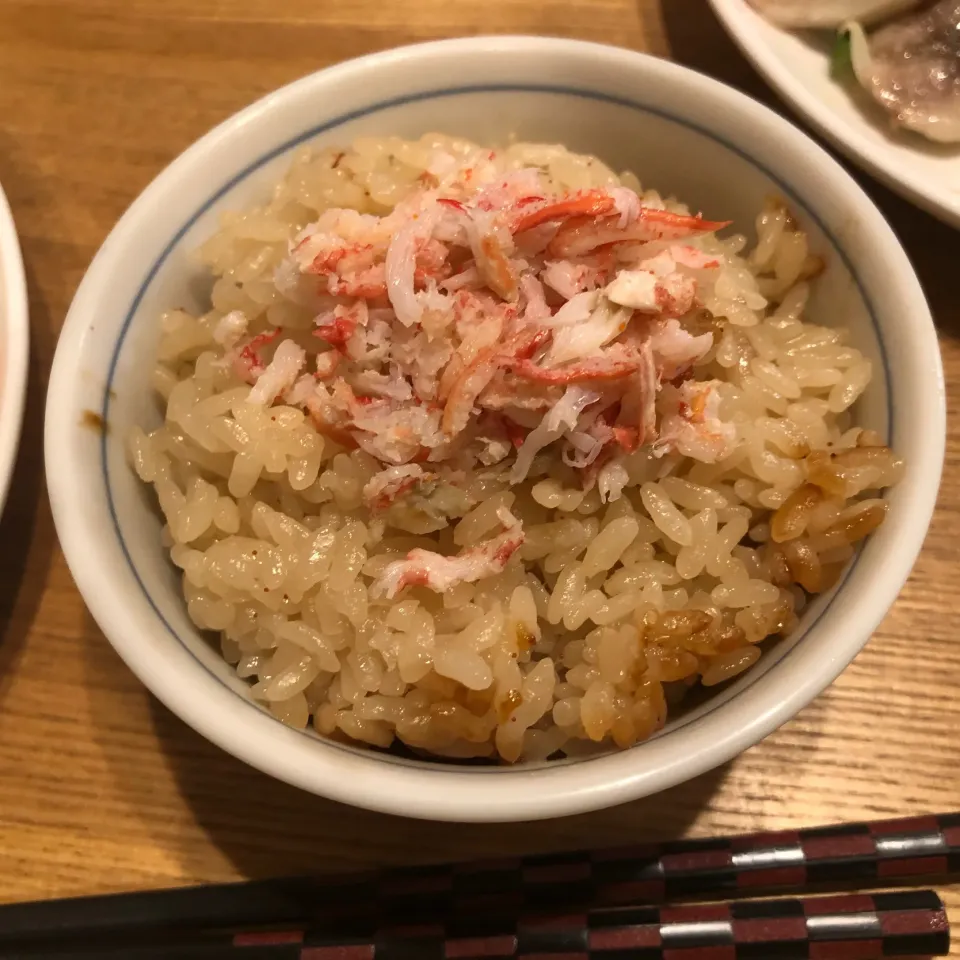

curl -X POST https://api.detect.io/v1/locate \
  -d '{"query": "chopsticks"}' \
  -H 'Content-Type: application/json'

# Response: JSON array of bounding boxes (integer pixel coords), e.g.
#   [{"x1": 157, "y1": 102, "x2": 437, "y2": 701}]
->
[
  {"x1": 0, "y1": 812, "x2": 955, "y2": 958},
  {"x1": 5, "y1": 891, "x2": 950, "y2": 959}
]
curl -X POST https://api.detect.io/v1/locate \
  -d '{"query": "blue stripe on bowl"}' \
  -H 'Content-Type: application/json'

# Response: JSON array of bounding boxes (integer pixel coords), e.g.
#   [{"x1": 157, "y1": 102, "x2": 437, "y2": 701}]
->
[{"x1": 100, "y1": 82, "x2": 892, "y2": 769}]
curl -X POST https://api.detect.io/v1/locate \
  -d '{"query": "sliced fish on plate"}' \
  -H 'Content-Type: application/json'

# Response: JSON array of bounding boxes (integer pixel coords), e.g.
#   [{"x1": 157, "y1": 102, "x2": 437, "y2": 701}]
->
[{"x1": 845, "y1": 1, "x2": 960, "y2": 142}]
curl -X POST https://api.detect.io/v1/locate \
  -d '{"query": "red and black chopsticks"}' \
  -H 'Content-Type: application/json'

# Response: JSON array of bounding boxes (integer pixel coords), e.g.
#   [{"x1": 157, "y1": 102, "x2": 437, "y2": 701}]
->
[
  {"x1": 368, "y1": 811, "x2": 960, "y2": 919},
  {"x1": 0, "y1": 812, "x2": 954, "y2": 959},
  {"x1": 4, "y1": 891, "x2": 950, "y2": 960}
]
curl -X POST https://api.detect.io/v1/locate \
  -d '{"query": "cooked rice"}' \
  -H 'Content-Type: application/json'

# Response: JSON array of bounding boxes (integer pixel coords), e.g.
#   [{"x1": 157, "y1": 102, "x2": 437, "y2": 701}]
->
[{"x1": 129, "y1": 134, "x2": 902, "y2": 763}]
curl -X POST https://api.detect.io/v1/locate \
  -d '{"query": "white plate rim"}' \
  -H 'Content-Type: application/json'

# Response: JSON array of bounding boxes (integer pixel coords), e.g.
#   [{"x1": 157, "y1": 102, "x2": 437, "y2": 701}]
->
[
  {"x1": 707, "y1": 0, "x2": 960, "y2": 228},
  {"x1": 0, "y1": 179, "x2": 29, "y2": 518}
]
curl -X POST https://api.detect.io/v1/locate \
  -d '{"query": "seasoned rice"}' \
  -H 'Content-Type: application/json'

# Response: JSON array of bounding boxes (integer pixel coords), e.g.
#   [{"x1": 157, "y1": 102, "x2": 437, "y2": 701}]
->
[{"x1": 129, "y1": 134, "x2": 902, "y2": 762}]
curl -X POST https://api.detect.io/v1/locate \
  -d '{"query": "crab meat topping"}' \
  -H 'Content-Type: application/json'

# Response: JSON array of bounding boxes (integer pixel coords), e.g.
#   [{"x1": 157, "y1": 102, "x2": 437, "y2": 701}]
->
[
  {"x1": 372, "y1": 508, "x2": 525, "y2": 598},
  {"x1": 233, "y1": 145, "x2": 740, "y2": 537}
]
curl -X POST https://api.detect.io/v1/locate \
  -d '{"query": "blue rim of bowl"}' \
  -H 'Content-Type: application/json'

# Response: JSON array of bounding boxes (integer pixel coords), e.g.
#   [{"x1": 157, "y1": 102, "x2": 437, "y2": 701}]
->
[{"x1": 100, "y1": 82, "x2": 892, "y2": 770}]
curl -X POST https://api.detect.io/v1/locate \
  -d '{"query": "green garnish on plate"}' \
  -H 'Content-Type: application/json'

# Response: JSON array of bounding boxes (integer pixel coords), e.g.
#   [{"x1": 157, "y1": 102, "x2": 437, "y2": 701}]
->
[{"x1": 831, "y1": 28, "x2": 854, "y2": 80}]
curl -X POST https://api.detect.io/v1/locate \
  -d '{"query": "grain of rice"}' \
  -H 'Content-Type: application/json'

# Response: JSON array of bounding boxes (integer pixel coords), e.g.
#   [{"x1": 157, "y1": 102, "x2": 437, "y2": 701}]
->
[
  {"x1": 548, "y1": 564, "x2": 586, "y2": 626},
  {"x1": 581, "y1": 517, "x2": 641, "y2": 579},
  {"x1": 658, "y1": 477, "x2": 729, "y2": 511},
  {"x1": 751, "y1": 358, "x2": 801, "y2": 400},
  {"x1": 271, "y1": 692, "x2": 310, "y2": 728},
  {"x1": 701, "y1": 647, "x2": 762, "y2": 686},
  {"x1": 641, "y1": 483, "x2": 693, "y2": 546},
  {"x1": 770, "y1": 483, "x2": 822, "y2": 543}
]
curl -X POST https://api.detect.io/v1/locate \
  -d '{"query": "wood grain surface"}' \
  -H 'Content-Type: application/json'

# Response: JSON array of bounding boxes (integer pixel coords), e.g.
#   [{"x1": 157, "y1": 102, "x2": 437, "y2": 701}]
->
[{"x1": 1, "y1": 0, "x2": 959, "y2": 943}]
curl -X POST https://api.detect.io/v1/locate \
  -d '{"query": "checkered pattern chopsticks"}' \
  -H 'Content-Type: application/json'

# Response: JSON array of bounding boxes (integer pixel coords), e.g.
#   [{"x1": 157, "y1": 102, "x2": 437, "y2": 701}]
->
[
  {"x1": 224, "y1": 890, "x2": 947, "y2": 960},
  {"x1": 0, "y1": 813, "x2": 955, "y2": 958},
  {"x1": 357, "y1": 812, "x2": 960, "y2": 920}
]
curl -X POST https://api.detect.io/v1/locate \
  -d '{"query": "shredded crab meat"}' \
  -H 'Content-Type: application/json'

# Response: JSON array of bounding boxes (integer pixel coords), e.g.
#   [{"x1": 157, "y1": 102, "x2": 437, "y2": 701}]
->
[
  {"x1": 656, "y1": 380, "x2": 738, "y2": 463},
  {"x1": 246, "y1": 338, "x2": 306, "y2": 405},
  {"x1": 372, "y1": 508, "x2": 525, "y2": 599},
  {"x1": 363, "y1": 464, "x2": 434, "y2": 511},
  {"x1": 213, "y1": 310, "x2": 249, "y2": 349},
  {"x1": 597, "y1": 459, "x2": 630, "y2": 503},
  {"x1": 237, "y1": 154, "x2": 738, "y2": 535},
  {"x1": 648, "y1": 319, "x2": 714, "y2": 381}
]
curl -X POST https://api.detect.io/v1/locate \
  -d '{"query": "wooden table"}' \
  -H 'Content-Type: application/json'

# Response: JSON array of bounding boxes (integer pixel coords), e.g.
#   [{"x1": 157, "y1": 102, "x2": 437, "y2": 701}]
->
[{"x1": 1, "y1": 0, "x2": 958, "y2": 941}]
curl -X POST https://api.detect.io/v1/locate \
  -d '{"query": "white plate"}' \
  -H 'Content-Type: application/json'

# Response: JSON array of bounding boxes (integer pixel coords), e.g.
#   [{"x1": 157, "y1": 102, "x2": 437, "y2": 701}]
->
[
  {"x1": 0, "y1": 180, "x2": 29, "y2": 517},
  {"x1": 708, "y1": 0, "x2": 960, "y2": 228}
]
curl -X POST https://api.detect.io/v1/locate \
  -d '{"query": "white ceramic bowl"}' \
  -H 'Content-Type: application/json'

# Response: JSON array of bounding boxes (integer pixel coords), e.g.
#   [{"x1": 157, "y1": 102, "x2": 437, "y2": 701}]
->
[
  {"x1": 45, "y1": 37, "x2": 944, "y2": 822},
  {"x1": 0, "y1": 179, "x2": 29, "y2": 519}
]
